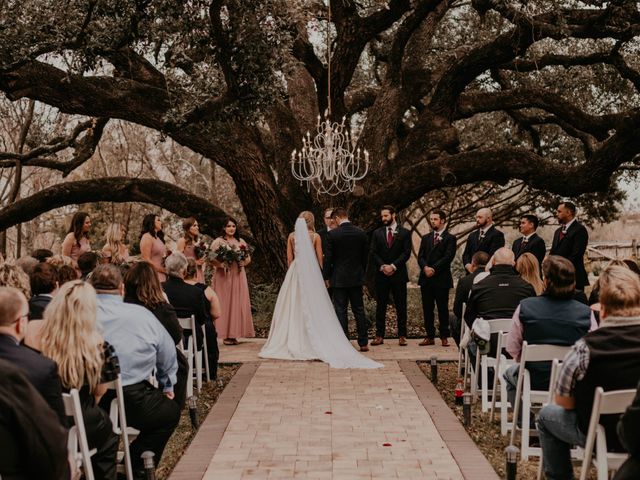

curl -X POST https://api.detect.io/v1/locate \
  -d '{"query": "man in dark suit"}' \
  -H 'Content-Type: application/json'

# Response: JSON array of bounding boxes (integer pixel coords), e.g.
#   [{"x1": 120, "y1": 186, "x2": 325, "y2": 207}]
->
[
  {"x1": 317, "y1": 208, "x2": 335, "y2": 297},
  {"x1": 550, "y1": 201, "x2": 589, "y2": 290},
  {"x1": 0, "y1": 287, "x2": 65, "y2": 425},
  {"x1": 417, "y1": 210, "x2": 457, "y2": 347},
  {"x1": 462, "y1": 208, "x2": 505, "y2": 273},
  {"x1": 512, "y1": 214, "x2": 546, "y2": 266},
  {"x1": 370, "y1": 205, "x2": 411, "y2": 346},
  {"x1": 323, "y1": 207, "x2": 370, "y2": 351}
]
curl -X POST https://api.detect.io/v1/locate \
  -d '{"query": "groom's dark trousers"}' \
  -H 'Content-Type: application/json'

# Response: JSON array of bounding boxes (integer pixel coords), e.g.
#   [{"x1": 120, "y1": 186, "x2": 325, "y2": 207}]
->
[{"x1": 323, "y1": 221, "x2": 370, "y2": 347}]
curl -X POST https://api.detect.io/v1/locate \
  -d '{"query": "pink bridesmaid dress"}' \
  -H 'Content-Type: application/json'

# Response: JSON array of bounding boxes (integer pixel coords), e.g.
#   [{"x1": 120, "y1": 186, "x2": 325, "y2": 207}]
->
[
  {"x1": 150, "y1": 236, "x2": 167, "y2": 282},
  {"x1": 69, "y1": 237, "x2": 91, "y2": 263},
  {"x1": 183, "y1": 244, "x2": 205, "y2": 283}
]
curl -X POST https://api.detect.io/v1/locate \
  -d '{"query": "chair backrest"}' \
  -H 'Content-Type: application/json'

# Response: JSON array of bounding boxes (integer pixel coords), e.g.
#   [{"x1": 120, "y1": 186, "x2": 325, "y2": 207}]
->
[
  {"x1": 177, "y1": 315, "x2": 196, "y2": 332},
  {"x1": 521, "y1": 342, "x2": 572, "y2": 363},
  {"x1": 487, "y1": 318, "x2": 512, "y2": 334},
  {"x1": 106, "y1": 375, "x2": 134, "y2": 480},
  {"x1": 62, "y1": 389, "x2": 95, "y2": 480},
  {"x1": 596, "y1": 387, "x2": 637, "y2": 415}
]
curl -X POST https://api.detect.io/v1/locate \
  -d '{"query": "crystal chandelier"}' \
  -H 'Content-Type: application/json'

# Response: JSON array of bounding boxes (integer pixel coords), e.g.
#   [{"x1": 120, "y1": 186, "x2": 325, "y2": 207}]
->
[{"x1": 290, "y1": 3, "x2": 369, "y2": 196}]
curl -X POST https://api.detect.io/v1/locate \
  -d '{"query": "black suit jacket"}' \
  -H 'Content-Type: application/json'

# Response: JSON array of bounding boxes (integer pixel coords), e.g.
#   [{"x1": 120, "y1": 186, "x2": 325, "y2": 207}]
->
[
  {"x1": 462, "y1": 225, "x2": 505, "y2": 266},
  {"x1": 370, "y1": 225, "x2": 412, "y2": 284},
  {"x1": 162, "y1": 276, "x2": 209, "y2": 348},
  {"x1": 512, "y1": 233, "x2": 546, "y2": 266},
  {"x1": 0, "y1": 334, "x2": 65, "y2": 425},
  {"x1": 550, "y1": 221, "x2": 589, "y2": 288},
  {"x1": 417, "y1": 230, "x2": 457, "y2": 288},
  {"x1": 323, "y1": 222, "x2": 369, "y2": 288},
  {"x1": 318, "y1": 228, "x2": 330, "y2": 261}
]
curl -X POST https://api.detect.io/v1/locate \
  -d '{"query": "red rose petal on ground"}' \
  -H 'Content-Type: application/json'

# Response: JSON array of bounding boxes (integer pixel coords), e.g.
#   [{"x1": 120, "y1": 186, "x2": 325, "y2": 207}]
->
[
  {"x1": 325, "y1": 411, "x2": 332, "y2": 414},
  {"x1": 383, "y1": 443, "x2": 392, "y2": 447}
]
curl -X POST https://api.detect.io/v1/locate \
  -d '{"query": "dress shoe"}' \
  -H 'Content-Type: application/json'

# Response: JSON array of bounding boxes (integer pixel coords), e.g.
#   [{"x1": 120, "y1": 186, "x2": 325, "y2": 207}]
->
[
  {"x1": 441, "y1": 338, "x2": 450, "y2": 347},
  {"x1": 398, "y1": 336, "x2": 407, "y2": 346},
  {"x1": 419, "y1": 338, "x2": 435, "y2": 346},
  {"x1": 360, "y1": 345, "x2": 369, "y2": 352},
  {"x1": 371, "y1": 337, "x2": 384, "y2": 346}
]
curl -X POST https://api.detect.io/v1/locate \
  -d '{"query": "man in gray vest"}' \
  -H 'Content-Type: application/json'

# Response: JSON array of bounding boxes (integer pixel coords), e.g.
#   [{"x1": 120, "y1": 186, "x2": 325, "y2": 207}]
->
[{"x1": 537, "y1": 266, "x2": 640, "y2": 480}]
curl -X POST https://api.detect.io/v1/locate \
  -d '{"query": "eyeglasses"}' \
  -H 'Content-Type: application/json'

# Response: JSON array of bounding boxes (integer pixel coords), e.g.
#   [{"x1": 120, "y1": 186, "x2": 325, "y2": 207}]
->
[{"x1": 14, "y1": 312, "x2": 29, "y2": 324}]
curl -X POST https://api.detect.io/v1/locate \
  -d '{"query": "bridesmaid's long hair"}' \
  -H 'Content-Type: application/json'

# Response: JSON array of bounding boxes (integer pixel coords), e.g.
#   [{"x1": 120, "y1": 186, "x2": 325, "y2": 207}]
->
[
  {"x1": 68, "y1": 211, "x2": 90, "y2": 246},
  {"x1": 298, "y1": 211, "x2": 315, "y2": 232},
  {"x1": 141, "y1": 214, "x2": 164, "y2": 243},
  {"x1": 220, "y1": 216, "x2": 240, "y2": 240},
  {"x1": 182, "y1": 217, "x2": 199, "y2": 246}
]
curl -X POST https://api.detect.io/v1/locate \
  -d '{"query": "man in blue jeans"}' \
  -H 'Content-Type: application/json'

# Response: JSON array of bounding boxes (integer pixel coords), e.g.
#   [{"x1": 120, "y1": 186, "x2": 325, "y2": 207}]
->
[{"x1": 537, "y1": 266, "x2": 640, "y2": 480}]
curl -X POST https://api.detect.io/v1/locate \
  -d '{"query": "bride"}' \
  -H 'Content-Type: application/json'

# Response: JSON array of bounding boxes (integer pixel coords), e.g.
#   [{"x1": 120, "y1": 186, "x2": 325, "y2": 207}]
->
[{"x1": 259, "y1": 211, "x2": 382, "y2": 369}]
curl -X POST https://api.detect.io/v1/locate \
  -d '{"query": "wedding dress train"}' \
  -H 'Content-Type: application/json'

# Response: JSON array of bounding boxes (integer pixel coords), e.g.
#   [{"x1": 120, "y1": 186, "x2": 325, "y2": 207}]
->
[{"x1": 259, "y1": 218, "x2": 382, "y2": 369}]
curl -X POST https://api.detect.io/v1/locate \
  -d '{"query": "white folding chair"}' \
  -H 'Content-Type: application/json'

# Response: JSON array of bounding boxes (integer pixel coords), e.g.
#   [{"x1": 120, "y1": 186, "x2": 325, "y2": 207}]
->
[
  {"x1": 62, "y1": 389, "x2": 96, "y2": 480},
  {"x1": 490, "y1": 330, "x2": 516, "y2": 435},
  {"x1": 457, "y1": 305, "x2": 467, "y2": 377},
  {"x1": 202, "y1": 323, "x2": 211, "y2": 382},
  {"x1": 480, "y1": 318, "x2": 512, "y2": 412},
  {"x1": 177, "y1": 315, "x2": 197, "y2": 397},
  {"x1": 579, "y1": 387, "x2": 635, "y2": 480},
  {"x1": 537, "y1": 359, "x2": 563, "y2": 480},
  {"x1": 107, "y1": 375, "x2": 135, "y2": 480},
  {"x1": 509, "y1": 342, "x2": 572, "y2": 460}
]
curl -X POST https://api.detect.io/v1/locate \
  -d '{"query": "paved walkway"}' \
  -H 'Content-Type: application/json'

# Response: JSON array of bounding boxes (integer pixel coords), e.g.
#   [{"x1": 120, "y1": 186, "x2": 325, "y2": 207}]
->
[{"x1": 169, "y1": 342, "x2": 498, "y2": 480}]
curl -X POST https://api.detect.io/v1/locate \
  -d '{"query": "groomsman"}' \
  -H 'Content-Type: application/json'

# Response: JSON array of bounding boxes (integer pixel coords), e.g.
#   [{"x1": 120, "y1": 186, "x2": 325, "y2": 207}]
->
[
  {"x1": 417, "y1": 210, "x2": 456, "y2": 346},
  {"x1": 317, "y1": 208, "x2": 335, "y2": 262},
  {"x1": 512, "y1": 214, "x2": 546, "y2": 266},
  {"x1": 462, "y1": 208, "x2": 505, "y2": 273},
  {"x1": 550, "y1": 201, "x2": 589, "y2": 290},
  {"x1": 324, "y1": 208, "x2": 370, "y2": 351},
  {"x1": 370, "y1": 206, "x2": 411, "y2": 347}
]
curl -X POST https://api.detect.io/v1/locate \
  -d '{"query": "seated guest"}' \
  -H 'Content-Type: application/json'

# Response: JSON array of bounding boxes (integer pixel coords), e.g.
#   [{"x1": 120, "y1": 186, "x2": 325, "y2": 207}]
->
[
  {"x1": 123, "y1": 261, "x2": 188, "y2": 408},
  {"x1": 538, "y1": 266, "x2": 640, "y2": 480},
  {"x1": 77, "y1": 251, "x2": 100, "y2": 280},
  {"x1": 0, "y1": 286, "x2": 65, "y2": 424},
  {"x1": 15, "y1": 255, "x2": 38, "y2": 276},
  {"x1": 516, "y1": 252, "x2": 545, "y2": 295},
  {"x1": 57, "y1": 264, "x2": 79, "y2": 285},
  {"x1": 28, "y1": 262, "x2": 59, "y2": 320},
  {"x1": 162, "y1": 253, "x2": 209, "y2": 355},
  {"x1": 0, "y1": 263, "x2": 31, "y2": 299},
  {"x1": 90, "y1": 264, "x2": 179, "y2": 478},
  {"x1": 184, "y1": 258, "x2": 221, "y2": 380},
  {"x1": 32, "y1": 248, "x2": 54, "y2": 263},
  {"x1": 0, "y1": 358, "x2": 71, "y2": 480},
  {"x1": 504, "y1": 256, "x2": 596, "y2": 410},
  {"x1": 452, "y1": 251, "x2": 489, "y2": 345},
  {"x1": 40, "y1": 280, "x2": 119, "y2": 480},
  {"x1": 615, "y1": 380, "x2": 640, "y2": 480}
]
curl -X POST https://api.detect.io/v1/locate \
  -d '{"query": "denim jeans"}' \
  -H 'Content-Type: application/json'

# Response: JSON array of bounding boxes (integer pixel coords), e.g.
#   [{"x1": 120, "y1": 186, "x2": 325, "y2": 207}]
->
[
  {"x1": 537, "y1": 404, "x2": 586, "y2": 480},
  {"x1": 503, "y1": 364, "x2": 535, "y2": 428}
]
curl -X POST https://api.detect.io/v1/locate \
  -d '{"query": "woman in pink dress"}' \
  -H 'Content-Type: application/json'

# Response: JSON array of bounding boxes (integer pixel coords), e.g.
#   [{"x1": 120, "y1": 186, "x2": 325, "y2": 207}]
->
[
  {"x1": 61, "y1": 211, "x2": 91, "y2": 267},
  {"x1": 139, "y1": 214, "x2": 167, "y2": 282},
  {"x1": 176, "y1": 217, "x2": 205, "y2": 283},
  {"x1": 210, "y1": 217, "x2": 255, "y2": 345}
]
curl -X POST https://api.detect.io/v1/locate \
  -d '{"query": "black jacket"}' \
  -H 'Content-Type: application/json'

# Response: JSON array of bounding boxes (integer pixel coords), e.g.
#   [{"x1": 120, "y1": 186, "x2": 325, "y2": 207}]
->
[
  {"x1": 318, "y1": 227, "x2": 331, "y2": 263},
  {"x1": 323, "y1": 222, "x2": 369, "y2": 288},
  {"x1": 370, "y1": 225, "x2": 412, "y2": 284},
  {"x1": 417, "y1": 230, "x2": 457, "y2": 288},
  {"x1": 0, "y1": 359, "x2": 70, "y2": 480},
  {"x1": 550, "y1": 220, "x2": 589, "y2": 289},
  {"x1": 616, "y1": 381, "x2": 640, "y2": 480},
  {"x1": 0, "y1": 334, "x2": 65, "y2": 425},
  {"x1": 28, "y1": 294, "x2": 52, "y2": 321},
  {"x1": 462, "y1": 225, "x2": 505, "y2": 266},
  {"x1": 464, "y1": 264, "x2": 536, "y2": 327},
  {"x1": 512, "y1": 233, "x2": 546, "y2": 266},
  {"x1": 124, "y1": 297, "x2": 183, "y2": 346},
  {"x1": 162, "y1": 276, "x2": 209, "y2": 348},
  {"x1": 453, "y1": 268, "x2": 487, "y2": 320}
]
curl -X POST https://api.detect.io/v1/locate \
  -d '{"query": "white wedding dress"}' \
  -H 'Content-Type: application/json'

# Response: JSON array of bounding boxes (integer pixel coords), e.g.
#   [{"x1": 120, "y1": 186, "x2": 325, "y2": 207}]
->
[{"x1": 259, "y1": 218, "x2": 382, "y2": 369}]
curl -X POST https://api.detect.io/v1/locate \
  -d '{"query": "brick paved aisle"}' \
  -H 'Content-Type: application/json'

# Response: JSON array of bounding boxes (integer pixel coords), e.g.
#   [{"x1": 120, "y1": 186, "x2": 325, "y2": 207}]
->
[{"x1": 202, "y1": 361, "x2": 466, "y2": 480}]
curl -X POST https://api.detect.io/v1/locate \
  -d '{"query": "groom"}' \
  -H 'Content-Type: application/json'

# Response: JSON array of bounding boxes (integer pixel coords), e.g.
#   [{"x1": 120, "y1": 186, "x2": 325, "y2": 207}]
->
[{"x1": 323, "y1": 207, "x2": 370, "y2": 351}]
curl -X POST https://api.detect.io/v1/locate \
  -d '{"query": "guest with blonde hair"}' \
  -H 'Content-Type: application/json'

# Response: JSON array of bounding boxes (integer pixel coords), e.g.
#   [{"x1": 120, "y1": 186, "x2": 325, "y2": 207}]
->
[
  {"x1": 102, "y1": 223, "x2": 129, "y2": 265},
  {"x1": 0, "y1": 263, "x2": 31, "y2": 299},
  {"x1": 516, "y1": 252, "x2": 545, "y2": 295},
  {"x1": 40, "y1": 281, "x2": 119, "y2": 480}
]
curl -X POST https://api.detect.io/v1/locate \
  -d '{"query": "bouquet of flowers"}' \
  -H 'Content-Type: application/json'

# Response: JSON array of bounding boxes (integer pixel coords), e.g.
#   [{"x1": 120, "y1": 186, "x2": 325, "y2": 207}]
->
[
  {"x1": 193, "y1": 240, "x2": 208, "y2": 260},
  {"x1": 207, "y1": 242, "x2": 253, "y2": 271}
]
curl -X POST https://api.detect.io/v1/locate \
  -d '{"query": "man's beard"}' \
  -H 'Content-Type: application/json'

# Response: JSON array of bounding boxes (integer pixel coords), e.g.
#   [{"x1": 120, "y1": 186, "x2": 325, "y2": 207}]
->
[{"x1": 382, "y1": 218, "x2": 393, "y2": 226}]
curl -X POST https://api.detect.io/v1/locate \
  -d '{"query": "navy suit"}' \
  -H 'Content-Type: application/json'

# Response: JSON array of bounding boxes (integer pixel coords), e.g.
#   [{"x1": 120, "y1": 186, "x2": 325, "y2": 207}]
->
[
  {"x1": 418, "y1": 230, "x2": 456, "y2": 339},
  {"x1": 370, "y1": 225, "x2": 411, "y2": 338},
  {"x1": 512, "y1": 233, "x2": 546, "y2": 267},
  {"x1": 324, "y1": 222, "x2": 369, "y2": 346},
  {"x1": 462, "y1": 225, "x2": 505, "y2": 267},
  {"x1": 550, "y1": 221, "x2": 589, "y2": 289}
]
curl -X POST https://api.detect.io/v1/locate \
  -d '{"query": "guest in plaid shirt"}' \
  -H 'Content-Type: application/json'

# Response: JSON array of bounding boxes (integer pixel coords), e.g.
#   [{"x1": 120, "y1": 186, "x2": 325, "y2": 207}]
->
[{"x1": 537, "y1": 266, "x2": 640, "y2": 480}]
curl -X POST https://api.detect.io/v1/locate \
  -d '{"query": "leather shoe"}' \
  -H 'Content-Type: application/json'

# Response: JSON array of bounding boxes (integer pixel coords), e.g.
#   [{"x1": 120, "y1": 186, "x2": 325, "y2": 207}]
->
[
  {"x1": 371, "y1": 337, "x2": 384, "y2": 346},
  {"x1": 419, "y1": 338, "x2": 435, "y2": 346},
  {"x1": 398, "y1": 337, "x2": 407, "y2": 346},
  {"x1": 441, "y1": 338, "x2": 450, "y2": 347},
  {"x1": 360, "y1": 345, "x2": 369, "y2": 352}
]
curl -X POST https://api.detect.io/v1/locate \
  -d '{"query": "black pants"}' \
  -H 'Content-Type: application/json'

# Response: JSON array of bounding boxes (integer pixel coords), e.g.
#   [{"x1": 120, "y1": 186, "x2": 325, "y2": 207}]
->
[
  {"x1": 174, "y1": 349, "x2": 189, "y2": 410},
  {"x1": 204, "y1": 321, "x2": 219, "y2": 380},
  {"x1": 374, "y1": 276, "x2": 407, "y2": 338},
  {"x1": 332, "y1": 286, "x2": 369, "y2": 346},
  {"x1": 420, "y1": 285, "x2": 451, "y2": 339},
  {"x1": 81, "y1": 395, "x2": 119, "y2": 480},
  {"x1": 101, "y1": 381, "x2": 180, "y2": 475}
]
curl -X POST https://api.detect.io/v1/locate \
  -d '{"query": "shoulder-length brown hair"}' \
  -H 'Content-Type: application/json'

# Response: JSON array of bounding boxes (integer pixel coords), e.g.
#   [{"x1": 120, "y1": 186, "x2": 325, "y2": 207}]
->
[
  {"x1": 542, "y1": 255, "x2": 576, "y2": 299},
  {"x1": 123, "y1": 261, "x2": 166, "y2": 308},
  {"x1": 68, "y1": 211, "x2": 90, "y2": 246}
]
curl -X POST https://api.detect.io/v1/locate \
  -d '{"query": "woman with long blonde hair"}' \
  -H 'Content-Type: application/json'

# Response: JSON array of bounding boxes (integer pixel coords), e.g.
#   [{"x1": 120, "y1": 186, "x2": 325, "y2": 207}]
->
[
  {"x1": 102, "y1": 223, "x2": 129, "y2": 265},
  {"x1": 516, "y1": 252, "x2": 545, "y2": 295},
  {"x1": 40, "y1": 281, "x2": 119, "y2": 480}
]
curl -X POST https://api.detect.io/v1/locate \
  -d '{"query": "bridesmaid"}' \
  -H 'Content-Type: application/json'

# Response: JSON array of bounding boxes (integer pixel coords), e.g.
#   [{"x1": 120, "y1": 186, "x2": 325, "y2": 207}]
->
[
  {"x1": 210, "y1": 216, "x2": 255, "y2": 345},
  {"x1": 61, "y1": 211, "x2": 91, "y2": 266},
  {"x1": 176, "y1": 217, "x2": 205, "y2": 283},
  {"x1": 101, "y1": 223, "x2": 130, "y2": 265},
  {"x1": 140, "y1": 214, "x2": 167, "y2": 282}
]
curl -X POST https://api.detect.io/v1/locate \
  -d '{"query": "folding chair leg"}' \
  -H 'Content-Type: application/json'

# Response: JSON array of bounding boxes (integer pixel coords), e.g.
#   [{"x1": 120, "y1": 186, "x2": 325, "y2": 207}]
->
[
  {"x1": 500, "y1": 377, "x2": 511, "y2": 436},
  {"x1": 472, "y1": 353, "x2": 480, "y2": 402},
  {"x1": 202, "y1": 329, "x2": 211, "y2": 382},
  {"x1": 195, "y1": 349, "x2": 203, "y2": 392},
  {"x1": 481, "y1": 357, "x2": 489, "y2": 412}
]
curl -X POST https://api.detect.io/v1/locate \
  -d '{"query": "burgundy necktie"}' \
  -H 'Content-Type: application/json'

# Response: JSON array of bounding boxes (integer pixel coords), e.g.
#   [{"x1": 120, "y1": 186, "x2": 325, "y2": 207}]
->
[
  {"x1": 519, "y1": 238, "x2": 527, "y2": 253},
  {"x1": 559, "y1": 227, "x2": 567, "y2": 241},
  {"x1": 434, "y1": 232, "x2": 440, "y2": 246},
  {"x1": 387, "y1": 227, "x2": 393, "y2": 247}
]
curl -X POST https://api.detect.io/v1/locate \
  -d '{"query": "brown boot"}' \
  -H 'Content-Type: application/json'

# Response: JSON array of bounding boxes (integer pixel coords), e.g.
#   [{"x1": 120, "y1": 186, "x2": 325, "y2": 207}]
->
[
  {"x1": 419, "y1": 338, "x2": 435, "y2": 346},
  {"x1": 441, "y1": 338, "x2": 450, "y2": 347},
  {"x1": 398, "y1": 337, "x2": 407, "y2": 346},
  {"x1": 371, "y1": 337, "x2": 384, "y2": 346}
]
